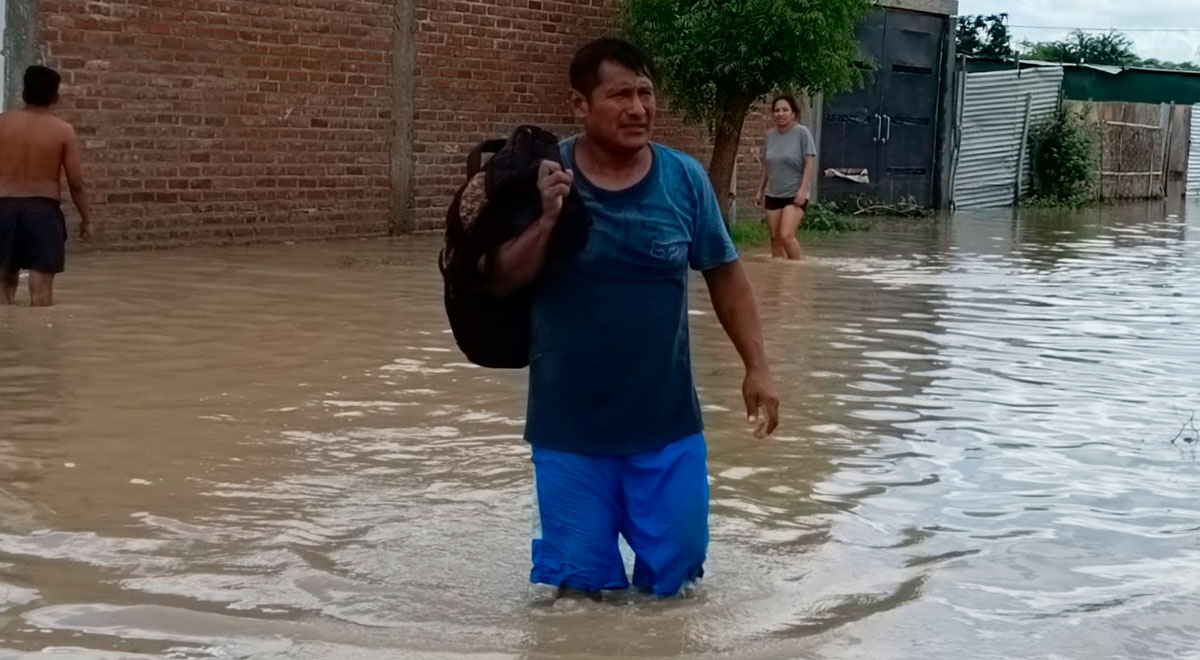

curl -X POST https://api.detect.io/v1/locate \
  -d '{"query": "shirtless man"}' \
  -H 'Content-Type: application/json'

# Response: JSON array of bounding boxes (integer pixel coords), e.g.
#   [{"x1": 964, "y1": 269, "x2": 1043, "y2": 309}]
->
[{"x1": 0, "y1": 65, "x2": 93, "y2": 307}]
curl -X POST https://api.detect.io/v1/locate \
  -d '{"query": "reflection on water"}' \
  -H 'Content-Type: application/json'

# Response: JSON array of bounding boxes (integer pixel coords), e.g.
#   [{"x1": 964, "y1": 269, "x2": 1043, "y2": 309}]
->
[{"x1": 1, "y1": 201, "x2": 1199, "y2": 659}]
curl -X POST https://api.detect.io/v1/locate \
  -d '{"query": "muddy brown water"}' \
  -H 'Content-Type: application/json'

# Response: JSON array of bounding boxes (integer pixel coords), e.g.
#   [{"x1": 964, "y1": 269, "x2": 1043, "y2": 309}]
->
[{"x1": 1, "y1": 202, "x2": 1199, "y2": 659}]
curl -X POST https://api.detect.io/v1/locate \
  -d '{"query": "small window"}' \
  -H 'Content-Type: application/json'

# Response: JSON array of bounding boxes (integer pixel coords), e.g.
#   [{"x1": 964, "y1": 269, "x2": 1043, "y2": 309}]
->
[
  {"x1": 892, "y1": 64, "x2": 933, "y2": 75},
  {"x1": 825, "y1": 114, "x2": 870, "y2": 124}
]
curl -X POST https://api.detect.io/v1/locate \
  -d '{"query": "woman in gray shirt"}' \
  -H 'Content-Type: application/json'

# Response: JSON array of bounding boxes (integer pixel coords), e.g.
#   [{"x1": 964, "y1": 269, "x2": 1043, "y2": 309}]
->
[{"x1": 754, "y1": 95, "x2": 817, "y2": 260}]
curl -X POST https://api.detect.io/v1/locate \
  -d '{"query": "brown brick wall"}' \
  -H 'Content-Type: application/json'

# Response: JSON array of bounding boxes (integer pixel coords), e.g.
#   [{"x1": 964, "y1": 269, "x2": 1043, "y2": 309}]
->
[
  {"x1": 408, "y1": 0, "x2": 724, "y2": 232},
  {"x1": 738, "y1": 105, "x2": 770, "y2": 220},
  {"x1": 39, "y1": 0, "x2": 396, "y2": 248},
  {"x1": 407, "y1": 1, "x2": 802, "y2": 231},
  {"x1": 30, "y1": 0, "x2": 788, "y2": 248}
]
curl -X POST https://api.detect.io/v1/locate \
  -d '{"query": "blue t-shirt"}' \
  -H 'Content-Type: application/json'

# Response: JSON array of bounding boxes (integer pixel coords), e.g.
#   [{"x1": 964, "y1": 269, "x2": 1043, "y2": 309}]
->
[{"x1": 525, "y1": 138, "x2": 739, "y2": 455}]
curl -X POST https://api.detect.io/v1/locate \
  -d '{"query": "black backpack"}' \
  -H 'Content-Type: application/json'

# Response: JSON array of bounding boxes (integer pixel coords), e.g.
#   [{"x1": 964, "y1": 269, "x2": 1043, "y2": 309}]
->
[{"x1": 439, "y1": 126, "x2": 589, "y2": 369}]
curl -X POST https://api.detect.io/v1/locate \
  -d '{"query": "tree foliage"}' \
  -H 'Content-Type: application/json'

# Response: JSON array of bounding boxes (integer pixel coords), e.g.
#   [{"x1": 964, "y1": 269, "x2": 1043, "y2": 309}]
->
[
  {"x1": 1024, "y1": 30, "x2": 1137, "y2": 66},
  {"x1": 622, "y1": 0, "x2": 874, "y2": 220},
  {"x1": 956, "y1": 14, "x2": 1014, "y2": 58},
  {"x1": 623, "y1": 0, "x2": 870, "y2": 129},
  {"x1": 1133, "y1": 58, "x2": 1200, "y2": 72},
  {"x1": 1023, "y1": 30, "x2": 1200, "y2": 70},
  {"x1": 1028, "y1": 108, "x2": 1098, "y2": 208}
]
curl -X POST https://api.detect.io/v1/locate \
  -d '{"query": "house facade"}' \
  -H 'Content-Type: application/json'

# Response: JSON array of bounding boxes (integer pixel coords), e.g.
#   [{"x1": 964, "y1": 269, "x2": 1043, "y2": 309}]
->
[{"x1": 2, "y1": 0, "x2": 955, "y2": 248}]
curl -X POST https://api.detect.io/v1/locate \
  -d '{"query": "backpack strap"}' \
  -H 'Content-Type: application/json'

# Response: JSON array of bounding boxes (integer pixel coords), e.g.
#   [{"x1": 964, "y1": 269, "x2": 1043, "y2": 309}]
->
[{"x1": 466, "y1": 139, "x2": 508, "y2": 178}]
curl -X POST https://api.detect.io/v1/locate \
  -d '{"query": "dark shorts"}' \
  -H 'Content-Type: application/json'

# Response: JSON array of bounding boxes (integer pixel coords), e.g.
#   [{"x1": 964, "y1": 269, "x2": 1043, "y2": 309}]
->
[
  {"x1": 765, "y1": 195, "x2": 809, "y2": 212},
  {"x1": 0, "y1": 197, "x2": 67, "y2": 274}
]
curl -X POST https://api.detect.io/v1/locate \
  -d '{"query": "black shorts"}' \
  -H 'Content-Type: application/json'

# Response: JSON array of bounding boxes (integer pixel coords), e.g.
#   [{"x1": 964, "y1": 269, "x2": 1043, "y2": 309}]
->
[
  {"x1": 764, "y1": 195, "x2": 809, "y2": 212},
  {"x1": 0, "y1": 197, "x2": 67, "y2": 274}
]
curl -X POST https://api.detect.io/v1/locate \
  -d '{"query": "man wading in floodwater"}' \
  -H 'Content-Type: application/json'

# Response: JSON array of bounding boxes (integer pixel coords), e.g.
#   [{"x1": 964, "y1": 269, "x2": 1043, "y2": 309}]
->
[
  {"x1": 0, "y1": 65, "x2": 94, "y2": 307},
  {"x1": 489, "y1": 38, "x2": 780, "y2": 598}
]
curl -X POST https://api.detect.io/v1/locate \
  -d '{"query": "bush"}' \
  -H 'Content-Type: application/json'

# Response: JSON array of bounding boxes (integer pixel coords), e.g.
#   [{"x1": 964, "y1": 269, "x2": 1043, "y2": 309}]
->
[
  {"x1": 802, "y1": 201, "x2": 860, "y2": 232},
  {"x1": 1028, "y1": 108, "x2": 1098, "y2": 207},
  {"x1": 727, "y1": 202, "x2": 863, "y2": 247}
]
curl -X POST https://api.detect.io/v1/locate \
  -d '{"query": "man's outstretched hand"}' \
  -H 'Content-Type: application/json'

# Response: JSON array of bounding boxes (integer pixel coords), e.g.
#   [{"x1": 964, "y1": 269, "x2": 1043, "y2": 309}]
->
[{"x1": 744, "y1": 367, "x2": 780, "y2": 439}]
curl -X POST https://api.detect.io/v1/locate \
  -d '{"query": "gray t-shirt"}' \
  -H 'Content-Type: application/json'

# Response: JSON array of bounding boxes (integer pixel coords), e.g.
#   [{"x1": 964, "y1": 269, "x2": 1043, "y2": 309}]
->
[{"x1": 762, "y1": 125, "x2": 817, "y2": 198}]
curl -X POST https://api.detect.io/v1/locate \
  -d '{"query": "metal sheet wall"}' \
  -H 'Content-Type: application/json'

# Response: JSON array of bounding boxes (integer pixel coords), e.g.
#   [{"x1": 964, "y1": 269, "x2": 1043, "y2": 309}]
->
[
  {"x1": 953, "y1": 68, "x2": 1064, "y2": 209},
  {"x1": 1188, "y1": 104, "x2": 1200, "y2": 196}
]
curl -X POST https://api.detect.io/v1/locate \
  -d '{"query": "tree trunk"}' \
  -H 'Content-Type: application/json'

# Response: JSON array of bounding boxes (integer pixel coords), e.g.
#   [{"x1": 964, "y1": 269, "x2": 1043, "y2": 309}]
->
[{"x1": 708, "y1": 98, "x2": 751, "y2": 224}]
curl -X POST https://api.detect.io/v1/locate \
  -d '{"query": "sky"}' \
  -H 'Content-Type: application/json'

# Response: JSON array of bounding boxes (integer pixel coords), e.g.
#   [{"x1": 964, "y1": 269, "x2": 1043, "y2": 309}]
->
[{"x1": 959, "y1": 0, "x2": 1200, "y2": 64}]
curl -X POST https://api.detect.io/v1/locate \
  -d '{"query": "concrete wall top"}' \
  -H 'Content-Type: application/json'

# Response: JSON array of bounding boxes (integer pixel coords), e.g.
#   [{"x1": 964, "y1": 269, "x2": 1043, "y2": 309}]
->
[{"x1": 879, "y1": 0, "x2": 958, "y2": 16}]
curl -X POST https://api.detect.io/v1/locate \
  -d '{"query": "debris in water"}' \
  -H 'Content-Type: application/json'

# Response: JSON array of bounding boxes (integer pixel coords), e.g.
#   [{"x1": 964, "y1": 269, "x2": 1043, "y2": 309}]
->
[
  {"x1": 1169, "y1": 413, "x2": 1199, "y2": 446},
  {"x1": 1169, "y1": 412, "x2": 1199, "y2": 459}
]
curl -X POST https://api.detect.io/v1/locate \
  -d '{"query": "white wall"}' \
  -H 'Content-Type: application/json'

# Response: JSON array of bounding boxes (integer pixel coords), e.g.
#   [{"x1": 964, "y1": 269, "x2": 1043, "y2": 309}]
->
[{"x1": 1188, "y1": 105, "x2": 1200, "y2": 196}]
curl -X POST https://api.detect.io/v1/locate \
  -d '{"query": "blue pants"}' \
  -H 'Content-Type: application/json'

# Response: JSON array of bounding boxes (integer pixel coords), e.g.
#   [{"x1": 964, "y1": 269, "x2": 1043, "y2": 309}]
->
[{"x1": 530, "y1": 433, "x2": 709, "y2": 597}]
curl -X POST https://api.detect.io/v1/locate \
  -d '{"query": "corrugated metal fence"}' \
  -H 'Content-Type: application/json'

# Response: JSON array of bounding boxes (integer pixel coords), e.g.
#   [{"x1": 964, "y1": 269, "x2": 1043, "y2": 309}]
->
[
  {"x1": 1188, "y1": 104, "x2": 1200, "y2": 196},
  {"x1": 952, "y1": 67, "x2": 1064, "y2": 209}
]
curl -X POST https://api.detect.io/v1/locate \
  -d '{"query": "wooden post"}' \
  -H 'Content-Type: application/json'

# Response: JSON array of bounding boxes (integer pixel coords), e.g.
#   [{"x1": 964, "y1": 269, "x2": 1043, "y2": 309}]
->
[
  {"x1": 1150, "y1": 107, "x2": 1158, "y2": 198},
  {"x1": 1099, "y1": 111, "x2": 1105, "y2": 201},
  {"x1": 1157, "y1": 103, "x2": 1172, "y2": 199},
  {"x1": 1015, "y1": 93, "x2": 1033, "y2": 205},
  {"x1": 949, "y1": 64, "x2": 967, "y2": 209},
  {"x1": 1117, "y1": 124, "x2": 1123, "y2": 199}
]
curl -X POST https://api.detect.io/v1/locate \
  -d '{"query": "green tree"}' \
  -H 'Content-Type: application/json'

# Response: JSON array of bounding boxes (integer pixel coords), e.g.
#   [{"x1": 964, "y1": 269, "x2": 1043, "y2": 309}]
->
[
  {"x1": 956, "y1": 14, "x2": 1014, "y2": 58},
  {"x1": 1135, "y1": 58, "x2": 1200, "y2": 72},
  {"x1": 1024, "y1": 30, "x2": 1137, "y2": 66},
  {"x1": 1024, "y1": 40, "x2": 1073, "y2": 63},
  {"x1": 622, "y1": 0, "x2": 873, "y2": 221},
  {"x1": 1029, "y1": 108, "x2": 1098, "y2": 207}
]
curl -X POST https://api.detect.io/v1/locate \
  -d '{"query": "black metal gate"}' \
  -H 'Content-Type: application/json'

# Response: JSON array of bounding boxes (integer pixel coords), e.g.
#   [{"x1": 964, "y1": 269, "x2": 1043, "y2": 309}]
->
[{"x1": 820, "y1": 9, "x2": 946, "y2": 207}]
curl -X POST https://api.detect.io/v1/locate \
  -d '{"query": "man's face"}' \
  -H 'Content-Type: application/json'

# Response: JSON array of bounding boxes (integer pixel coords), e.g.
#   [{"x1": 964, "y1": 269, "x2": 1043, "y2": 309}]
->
[{"x1": 572, "y1": 61, "x2": 656, "y2": 153}]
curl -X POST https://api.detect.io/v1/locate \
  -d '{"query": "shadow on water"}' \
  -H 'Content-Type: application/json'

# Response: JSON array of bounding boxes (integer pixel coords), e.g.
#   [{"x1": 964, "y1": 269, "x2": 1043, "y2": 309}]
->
[{"x1": 0, "y1": 200, "x2": 1199, "y2": 658}]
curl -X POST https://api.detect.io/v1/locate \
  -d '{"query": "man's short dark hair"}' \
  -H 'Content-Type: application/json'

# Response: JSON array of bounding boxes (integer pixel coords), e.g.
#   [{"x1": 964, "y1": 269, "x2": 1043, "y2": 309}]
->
[
  {"x1": 23, "y1": 66, "x2": 61, "y2": 107},
  {"x1": 570, "y1": 38, "x2": 657, "y2": 99}
]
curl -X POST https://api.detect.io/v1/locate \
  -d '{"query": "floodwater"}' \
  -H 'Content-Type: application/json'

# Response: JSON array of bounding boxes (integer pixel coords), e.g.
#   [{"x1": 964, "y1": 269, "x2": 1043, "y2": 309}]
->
[{"x1": 1, "y1": 201, "x2": 1199, "y2": 659}]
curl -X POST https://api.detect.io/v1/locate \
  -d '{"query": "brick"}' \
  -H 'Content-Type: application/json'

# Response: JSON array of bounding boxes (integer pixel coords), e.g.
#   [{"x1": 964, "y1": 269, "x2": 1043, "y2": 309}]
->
[
  {"x1": 37, "y1": 0, "x2": 767, "y2": 247},
  {"x1": 407, "y1": 0, "x2": 733, "y2": 233},
  {"x1": 40, "y1": 0, "x2": 394, "y2": 247}
]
